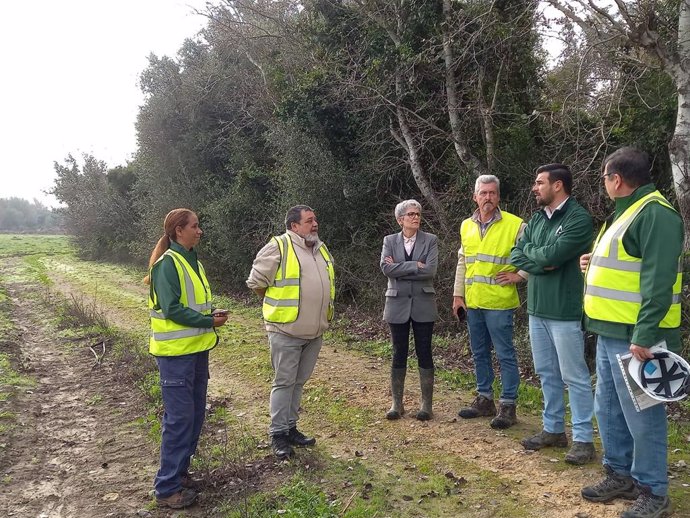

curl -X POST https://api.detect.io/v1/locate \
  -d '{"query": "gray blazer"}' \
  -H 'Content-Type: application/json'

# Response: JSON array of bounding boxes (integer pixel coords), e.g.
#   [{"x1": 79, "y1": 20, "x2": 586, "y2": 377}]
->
[{"x1": 380, "y1": 230, "x2": 439, "y2": 324}]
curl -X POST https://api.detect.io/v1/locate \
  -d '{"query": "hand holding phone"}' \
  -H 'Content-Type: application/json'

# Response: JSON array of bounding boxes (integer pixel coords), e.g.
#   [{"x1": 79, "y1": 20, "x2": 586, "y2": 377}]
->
[{"x1": 212, "y1": 309, "x2": 229, "y2": 316}]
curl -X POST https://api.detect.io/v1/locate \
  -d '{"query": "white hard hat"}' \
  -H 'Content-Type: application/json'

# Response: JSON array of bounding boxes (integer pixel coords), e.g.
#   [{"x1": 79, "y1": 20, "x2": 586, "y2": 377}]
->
[{"x1": 629, "y1": 351, "x2": 690, "y2": 402}]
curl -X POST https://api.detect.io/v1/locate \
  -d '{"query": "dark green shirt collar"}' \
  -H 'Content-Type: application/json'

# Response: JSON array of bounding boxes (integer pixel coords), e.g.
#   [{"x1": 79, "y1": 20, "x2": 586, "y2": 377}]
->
[
  {"x1": 613, "y1": 183, "x2": 656, "y2": 219},
  {"x1": 169, "y1": 240, "x2": 199, "y2": 268}
]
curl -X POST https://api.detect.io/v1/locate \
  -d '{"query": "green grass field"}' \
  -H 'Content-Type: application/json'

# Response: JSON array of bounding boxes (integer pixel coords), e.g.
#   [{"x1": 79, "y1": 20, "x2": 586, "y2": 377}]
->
[{"x1": 0, "y1": 233, "x2": 73, "y2": 257}]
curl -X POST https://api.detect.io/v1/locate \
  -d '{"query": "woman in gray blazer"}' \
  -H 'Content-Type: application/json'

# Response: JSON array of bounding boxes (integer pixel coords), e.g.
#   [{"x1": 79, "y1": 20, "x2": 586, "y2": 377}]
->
[{"x1": 380, "y1": 199, "x2": 438, "y2": 421}]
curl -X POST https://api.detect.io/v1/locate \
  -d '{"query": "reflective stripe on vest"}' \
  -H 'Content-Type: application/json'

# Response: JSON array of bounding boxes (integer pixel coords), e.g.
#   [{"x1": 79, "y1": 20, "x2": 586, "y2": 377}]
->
[
  {"x1": 262, "y1": 234, "x2": 336, "y2": 323},
  {"x1": 148, "y1": 249, "x2": 217, "y2": 356},
  {"x1": 461, "y1": 211, "x2": 522, "y2": 309},
  {"x1": 584, "y1": 191, "x2": 681, "y2": 328}
]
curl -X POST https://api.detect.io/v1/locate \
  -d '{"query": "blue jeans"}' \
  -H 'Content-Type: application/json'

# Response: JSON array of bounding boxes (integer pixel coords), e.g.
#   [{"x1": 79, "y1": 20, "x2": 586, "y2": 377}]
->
[
  {"x1": 154, "y1": 350, "x2": 209, "y2": 498},
  {"x1": 595, "y1": 336, "x2": 668, "y2": 496},
  {"x1": 467, "y1": 309, "x2": 519, "y2": 404},
  {"x1": 528, "y1": 316, "x2": 594, "y2": 442}
]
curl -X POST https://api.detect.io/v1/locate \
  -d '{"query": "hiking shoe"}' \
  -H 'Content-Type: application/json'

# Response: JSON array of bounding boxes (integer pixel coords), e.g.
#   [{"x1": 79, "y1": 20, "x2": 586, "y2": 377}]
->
[
  {"x1": 458, "y1": 395, "x2": 496, "y2": 419},
  {"x1": 621, "y1": 488, "x2": 671, "y2": 518},
  {"x1": 156, "y1": 488, "x2": 198, "y2": 509},
  {"x1": 581, "y1": 464, "x2": 639, "y2": 503},
  {"x1": 288, "y1": 427, "x2": 316, "y2": 447},
  {"x1": 521, "y1": 430, "x2": 568, "y2": 450},
  {"x1": 180, "y1": 472, "x2": 202, "y2": 490},
  {"x1": 271, "y1": 433, "x2": 294, "y2": 459},
  {"x1": 490, "y1": 403, "x2": 517, "y2": 429},
  {"x1": 565, "y1": 441, "x2": 596, "y2": 465}
]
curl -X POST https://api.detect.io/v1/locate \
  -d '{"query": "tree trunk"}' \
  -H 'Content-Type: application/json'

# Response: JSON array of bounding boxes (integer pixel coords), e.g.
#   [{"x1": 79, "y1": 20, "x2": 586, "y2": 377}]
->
[
  {"x1": 669, "y1": 1, "x2": 690, "y2": 245},
  {"x1": 442, "y1": 0, "x2": 488, "y2": 178},
  {"x1": 393, "y1": 76, "x2": 450, "y2": 234}
]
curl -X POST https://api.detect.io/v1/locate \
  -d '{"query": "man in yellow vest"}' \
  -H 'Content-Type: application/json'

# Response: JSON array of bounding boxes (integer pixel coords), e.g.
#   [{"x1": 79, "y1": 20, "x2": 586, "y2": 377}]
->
[
  {"x1": 580, "y1": 148, "x2": 682, "y2": 518},
  {"x1": 246, "y1": 205, "x2": 335, "y2": 459},
  {"x1": 453, "y1": 175, "x2": 526, "y2": 429}
]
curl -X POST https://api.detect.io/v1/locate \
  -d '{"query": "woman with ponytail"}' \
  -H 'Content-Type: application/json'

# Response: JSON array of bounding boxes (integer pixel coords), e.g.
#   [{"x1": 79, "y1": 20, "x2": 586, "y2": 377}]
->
[{"x1": 146, "y1": 208, "x2": 228, "y2": 509}]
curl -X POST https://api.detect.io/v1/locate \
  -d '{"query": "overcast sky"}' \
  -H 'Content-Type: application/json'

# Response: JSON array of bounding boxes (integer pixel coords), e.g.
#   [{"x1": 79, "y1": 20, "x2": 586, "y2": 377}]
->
[
  {"x1": 0, "y1": 2, "x2": 564, "y2": 208},
  {"x1": 0, "y1": 0, "x2": 211, "y2": 206}
]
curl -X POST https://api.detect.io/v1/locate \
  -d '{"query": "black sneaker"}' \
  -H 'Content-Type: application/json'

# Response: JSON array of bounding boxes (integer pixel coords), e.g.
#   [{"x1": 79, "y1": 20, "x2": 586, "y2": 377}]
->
[
  {"x1": 288, "y1": 427, "x2": 316, "y2": 447},
  {"x1": 581, "y1": 464, "x2": 639, "y2": 503},
  {"x1": 521, "y1": 430, "x2": 568, "y2": 450},
  {"x1": 621, "y1": 488, "x2": 671, "y2": 518},
  {"x1": 271, "y1": 433, "x2": 294, "y2": 459},
  {"x1": 458, "y1": 395, "x2": 496, "y2": 419}
]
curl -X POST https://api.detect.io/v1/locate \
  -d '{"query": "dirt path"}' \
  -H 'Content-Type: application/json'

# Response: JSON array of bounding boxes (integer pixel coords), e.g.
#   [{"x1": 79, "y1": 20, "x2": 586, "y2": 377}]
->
[
  {"x1": 211, "y1": 340, "x2": 629, "y2": 518},
  {"x1": 0, "y1": 258, "x2": 158, "y2": 517}
]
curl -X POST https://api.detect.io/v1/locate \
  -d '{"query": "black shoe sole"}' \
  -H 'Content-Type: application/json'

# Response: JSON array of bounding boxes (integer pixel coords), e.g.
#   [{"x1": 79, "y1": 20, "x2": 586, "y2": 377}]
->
[
  {"x1": 565, "y1": 455, "x2": 595, "y2": 466},
  {"x1": 274, "y1": 451, "x2": 294, "y2": 460},
  {"x1": 490, "y1": 420, "x2": 517, "y2": 430},
  {"x1": 581, "y1": 489, "x2": 639, "y2": 503},
  {"x1": 289, "y1": 440, "x2": 316, "y2": 447},
  {"x1": 458, "y1": 412, "x2": 496, "y2": 419}
]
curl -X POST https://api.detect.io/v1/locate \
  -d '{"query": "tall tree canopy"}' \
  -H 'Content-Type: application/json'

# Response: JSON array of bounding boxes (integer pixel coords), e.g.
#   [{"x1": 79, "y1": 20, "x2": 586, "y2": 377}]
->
[{"x1": 52, "y1": 0, "x2": 686, "y2": 310}]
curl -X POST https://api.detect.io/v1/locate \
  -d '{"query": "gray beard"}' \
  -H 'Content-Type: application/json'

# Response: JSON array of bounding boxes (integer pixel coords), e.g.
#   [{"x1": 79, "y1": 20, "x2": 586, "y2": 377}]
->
[{"x1": 303, "y1": 232, "x2": 319, "y2": 246}]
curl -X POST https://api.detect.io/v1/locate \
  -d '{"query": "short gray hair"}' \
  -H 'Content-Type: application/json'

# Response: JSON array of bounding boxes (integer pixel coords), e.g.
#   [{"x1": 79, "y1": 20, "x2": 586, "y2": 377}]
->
[
  {"x1": 394, "y1": 199, "x2": 422, "y2": 219},
  {"x1": 474, "y1": 175, "x2": 500, "y2": 194},
  {"x1": 284, "y1": 205, "x2": 314, "y2": 230}
]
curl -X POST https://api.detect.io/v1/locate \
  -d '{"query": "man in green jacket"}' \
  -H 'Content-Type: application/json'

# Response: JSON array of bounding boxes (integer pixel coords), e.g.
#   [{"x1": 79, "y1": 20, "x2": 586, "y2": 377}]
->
[
  {"x1": 510, "y1": 164, "x2": 596, "y2": 465},
  {"x1": 579, "y1": 147, "x2": 682, "y2": 518}
]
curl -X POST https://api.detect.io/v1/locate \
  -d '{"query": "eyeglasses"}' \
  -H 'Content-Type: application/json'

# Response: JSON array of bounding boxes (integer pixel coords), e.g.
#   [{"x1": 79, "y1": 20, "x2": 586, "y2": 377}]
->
[
  {"x1": 404, "y1": 212, "x2": 421, "y2": 219},
  {"x1": 601, "y1": 172, "x2": 614, "y2": 180}
]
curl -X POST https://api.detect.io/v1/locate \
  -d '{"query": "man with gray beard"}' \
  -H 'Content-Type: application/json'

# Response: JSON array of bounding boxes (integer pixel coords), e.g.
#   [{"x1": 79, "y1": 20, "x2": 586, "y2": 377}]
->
[{"x1": 246, "y1": 205, "x2": 335, "y2": 459}]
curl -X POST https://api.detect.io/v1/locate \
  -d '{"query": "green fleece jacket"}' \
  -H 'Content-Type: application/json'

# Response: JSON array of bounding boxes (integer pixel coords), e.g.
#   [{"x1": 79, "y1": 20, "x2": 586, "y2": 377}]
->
[
  {"x1": 584, "y1": 183, "x2": 683, "y2": 352},
  {"x1": 149, "y1": 241, "x2": 215, "y2": 329},
  {"x1": 510, "y1": 197, "x2": 593, "y2": 321}
]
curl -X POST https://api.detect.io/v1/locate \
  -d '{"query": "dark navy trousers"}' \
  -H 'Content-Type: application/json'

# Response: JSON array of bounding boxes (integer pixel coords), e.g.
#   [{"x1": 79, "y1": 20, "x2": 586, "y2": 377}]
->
[{"x1": 154, "y1": 350, "x2": 209, "y2": 498}]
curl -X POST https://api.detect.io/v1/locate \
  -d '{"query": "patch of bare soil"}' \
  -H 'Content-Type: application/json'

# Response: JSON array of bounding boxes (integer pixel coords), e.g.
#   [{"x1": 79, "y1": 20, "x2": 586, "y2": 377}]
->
[
  {"x1": 0, "y1": 259, "x2": 158, "y2": 517},
  {"x1": 210, "y1": 340, "x2": 631, "y2": 518},
  {"x1": 311, "y1": 346, "x2": 630, "y2": 517},
  {"x1": 0, "y1": 259, "x2": 290, "y2": 518}
]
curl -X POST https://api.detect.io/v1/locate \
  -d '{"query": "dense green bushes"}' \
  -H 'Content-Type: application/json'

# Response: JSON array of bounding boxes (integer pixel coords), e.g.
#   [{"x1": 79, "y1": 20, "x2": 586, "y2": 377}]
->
[{"x1": 50, "y1": 1, "x2": 683, "y2": 336}]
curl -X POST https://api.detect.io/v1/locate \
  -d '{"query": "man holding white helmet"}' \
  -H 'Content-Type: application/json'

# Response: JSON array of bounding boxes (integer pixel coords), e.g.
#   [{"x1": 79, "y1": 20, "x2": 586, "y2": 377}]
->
[{"x1": 580, "y1": 147, "x2": 684, "y2": 518}]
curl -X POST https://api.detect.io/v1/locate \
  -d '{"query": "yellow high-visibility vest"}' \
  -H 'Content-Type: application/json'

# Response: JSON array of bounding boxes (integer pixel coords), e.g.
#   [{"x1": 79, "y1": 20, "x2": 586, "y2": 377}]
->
[
  {"x1": 584, "y1": 191, "x2": 681, "y2": 328},
  {"x1": 461, "y1": 211, "x2": 522, "y2": 310},
  {"x1": 263, "y1": 233, "x2": 335, "y2": 323},
  {"x1": 149, "y1": 249, "x2": 217, "y2": 356}
]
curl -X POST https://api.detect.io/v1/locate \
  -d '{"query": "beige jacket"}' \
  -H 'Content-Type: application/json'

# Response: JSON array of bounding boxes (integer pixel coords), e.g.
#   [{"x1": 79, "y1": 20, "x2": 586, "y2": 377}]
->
[{"x1": 246, "y1": 230, "x2": 331, "y2": 339}]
